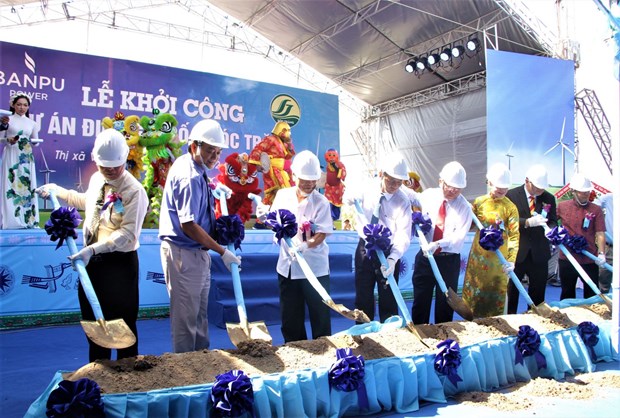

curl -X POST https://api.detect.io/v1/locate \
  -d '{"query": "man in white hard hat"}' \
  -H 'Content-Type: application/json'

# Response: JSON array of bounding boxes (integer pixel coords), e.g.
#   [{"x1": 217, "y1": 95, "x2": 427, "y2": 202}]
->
[
  {"x1": 344, "y1": 151, "x2": 412, "y2": 323},
  {"x1": 411, "y1": 161, "x2": 472, "y2": 324},
  {"x1": 505, "y1": 164, "x2": 557, "y2": 314},
  {"x1": 595, "y1": 192, "x2": 613, "y2": 293},
  {"x1": 159, "y1": 119, "x2": 241, "y2": 353},
  {"x1": 557, "y1": 173, "x2": 606, "y2": 300},
  {"x1": 263, "y1": 150, "x2": 333, "y2": 342},
  {"x1": 37, "y1": 128, "x2": 149, "y2": 362}
]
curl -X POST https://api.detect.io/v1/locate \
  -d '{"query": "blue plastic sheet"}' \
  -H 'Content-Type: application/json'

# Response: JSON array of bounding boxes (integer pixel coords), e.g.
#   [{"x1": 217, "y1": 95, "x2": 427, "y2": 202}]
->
[{"x1": 26, "y1": 319, "x2": 616, "y2": 418}]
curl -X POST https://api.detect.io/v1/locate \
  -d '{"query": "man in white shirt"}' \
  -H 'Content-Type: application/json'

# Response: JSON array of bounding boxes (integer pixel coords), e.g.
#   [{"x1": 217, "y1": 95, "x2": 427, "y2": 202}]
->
[
  {"x1": 38, "y1": 129, "x2": 149, "y2": 362},
  {"x1": 411, "y1": 161, "x2": 472, "y2": 324},
  {"x1": 346, "y1": 152, "x2": 412, "y2": 323},
  {"x1": 267, "y1": 150, "x2": 333, "y2": 342}
]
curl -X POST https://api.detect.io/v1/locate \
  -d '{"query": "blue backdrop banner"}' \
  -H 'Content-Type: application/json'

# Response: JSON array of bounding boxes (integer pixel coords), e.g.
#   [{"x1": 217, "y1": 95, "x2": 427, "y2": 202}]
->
[{"x1": 0, "y1": 41, "x2": 340, "y2": 190}]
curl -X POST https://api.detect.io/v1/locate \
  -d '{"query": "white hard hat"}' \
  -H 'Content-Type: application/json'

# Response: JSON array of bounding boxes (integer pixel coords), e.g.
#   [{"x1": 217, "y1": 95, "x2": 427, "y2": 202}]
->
[
  {"x1": 291, "y1": 150, "x2": 322, "y2": 181},
  {"x1": 526, "y1": 164, "x2": 548, "y2": 189},
  {"x1": 92, "y1": 129, "x2": 129, "y2": 168},
  {"x1": 440, "y1": 161, "x2": 467, "y2": 188},
  {"x1": 569, "y1": 173, "x2": 593, "y2": 192},
  {"x1": 189, "y1": 119, "x2": 227, "y2": 148},
  {"x1": 486, "y1": 163, "x2": 512, "y2": 188},
  {"x1": 380, "y1": 152, "x2": 409, "y2": 180}
]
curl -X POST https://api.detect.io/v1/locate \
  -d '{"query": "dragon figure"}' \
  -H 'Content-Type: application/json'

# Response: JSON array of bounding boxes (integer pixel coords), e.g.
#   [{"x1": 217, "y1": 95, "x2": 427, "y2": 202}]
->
[{"x1": 139, "y1": 109, "x2": 184, "y2": 228}]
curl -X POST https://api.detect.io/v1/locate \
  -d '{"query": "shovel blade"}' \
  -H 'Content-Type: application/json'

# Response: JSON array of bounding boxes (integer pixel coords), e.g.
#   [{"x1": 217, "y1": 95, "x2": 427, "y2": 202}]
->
[
  {"x1": 405, "y1": 322, "x2": 429, "y2": 347},
  {"x1": 532, "y1": 302, "x2": 557, "y2": 317},
  {"x1": 324, "y1": 300, "x2": 371, "y2": 323},
  {"x1": 81, "y1": 318, "x2": 136, "y2": 349},
  {"x1": 445, "y1": 288, "x2": 474, "y2": 321},
  {"x1": 226, "y1": 321, "x2": 272, "y2": 347},
  {"x1": 599, "y1": 293, "x2": 613, "y2": 309}
]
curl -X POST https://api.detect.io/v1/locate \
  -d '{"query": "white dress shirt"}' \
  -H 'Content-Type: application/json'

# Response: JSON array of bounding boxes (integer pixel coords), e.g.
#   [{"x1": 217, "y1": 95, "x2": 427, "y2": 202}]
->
[
  {"x1": 354, "y1": 182, "x2": 412, "y2": 260},
  {"x1": 270, "y1": 187, "x2": 333, "y2": 279},
  {"x1": 417, "y1": 187, "x2": 472, "y2": 253}
]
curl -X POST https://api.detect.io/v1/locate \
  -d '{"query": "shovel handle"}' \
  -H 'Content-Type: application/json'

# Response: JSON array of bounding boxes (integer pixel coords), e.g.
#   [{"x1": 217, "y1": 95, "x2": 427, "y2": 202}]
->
[
  {"x1": 470, "y1": 209, "x2": 538, "y2": 309},
  {"x1": 352, "y1": 199, "x2": 413, "y2": 324},
  {"x1": 284, "y1": 237, "x2": 333, "y2": 302},
  {"x1": 218, "y1": 193, "x2": 249, "y2": 325},
  {"x1": 580, "y1": 250, "x2": 612, "y2": 272},
  {"x1": 414, "y1": 225, "x2": 449, "y2": 294},
  {"x1": 558, "y1": 243, "x2": 604, "y2": 296},
  {"x1": 540, "y1": 224, "x2": 604, "y2": 298},
  {"x1": 49, "y1": 191, "x2": 105, "y2": 321}
]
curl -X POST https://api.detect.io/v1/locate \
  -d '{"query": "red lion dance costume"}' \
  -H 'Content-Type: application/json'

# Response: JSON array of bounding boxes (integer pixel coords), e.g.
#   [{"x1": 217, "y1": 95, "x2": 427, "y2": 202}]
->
[
  {"x1": 215, "y1": 153, "x2": 261, "y2": 223},
  {"x1": 323, "y1": 148, "x2": 347, "y2": 221},
  {"x1": 248, "y1": 121, "x2": 296, "y2": 206}
]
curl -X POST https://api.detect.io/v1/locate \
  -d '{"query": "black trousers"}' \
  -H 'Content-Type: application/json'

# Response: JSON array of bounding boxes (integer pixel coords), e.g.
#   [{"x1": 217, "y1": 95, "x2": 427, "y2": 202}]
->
[
  {"x1": 507, "y1": 251, "x2": 548, "y2": 314},
  {"x1": 559, "y1": 259, "x2": 599, "y2": 300},
  {"x1": 411, "y1": 251, "x2": 460, "y2": 324},
  {"x1": 278, "y1": 271, "x2": 332, "y2": 343},
  {"x1": 79, "y1": 251, "x2": 140, "y2": 362},
  {"x1": 354, "y1": 238, "x2": 400, "y2": 323}
]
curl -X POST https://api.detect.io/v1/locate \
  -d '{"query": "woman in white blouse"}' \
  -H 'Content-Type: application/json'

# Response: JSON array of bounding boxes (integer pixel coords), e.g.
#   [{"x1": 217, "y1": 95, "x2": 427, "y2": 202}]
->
[{"x1": 0, "y1": 94, "x2": 41, "y2": 229}]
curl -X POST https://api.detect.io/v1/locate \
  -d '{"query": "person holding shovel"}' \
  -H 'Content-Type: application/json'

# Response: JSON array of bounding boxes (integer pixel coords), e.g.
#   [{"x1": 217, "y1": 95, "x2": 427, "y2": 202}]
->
[
  {"x1": 505, "y1": 164, "x2": 557, "y2": 314},
  {"x1": 159, "y1": 119, "x2": 241, "y2": 353},
  {"x1": 411, "y1": 161, "x2": 472, "y2": 324},
  {"x1": 557, "y1": 173, "x2": 606, "y2": 300},
  {"x1": 462, "y1": 163, "x2": 520, "y2": 318},
  {"x1": 344, "y1": 152, "x2": 412, "y2": 323},
  {"x1": 38, "y1": 129, "x2": 149, "y2": 362},
  {"x1": 258, "y1": 150, "x2": 333, "y2": 343}
]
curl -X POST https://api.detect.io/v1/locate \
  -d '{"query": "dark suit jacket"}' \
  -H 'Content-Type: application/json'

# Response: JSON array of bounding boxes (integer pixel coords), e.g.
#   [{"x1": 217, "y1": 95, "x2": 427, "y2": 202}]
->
[{"x1": 506, "y1": 185, "x2": 558, "y2": 264}]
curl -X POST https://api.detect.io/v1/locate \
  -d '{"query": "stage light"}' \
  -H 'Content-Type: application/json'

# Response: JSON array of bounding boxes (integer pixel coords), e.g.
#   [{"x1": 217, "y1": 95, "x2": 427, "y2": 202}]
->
[
  {"x1": 466, "y1": 37, "x2": 480, "y2": 52},
  {"x1": 405, "y1": 59, "x2": 416, "y2": 73},
  {"x1": 416, "y1": 56, "x2": 427, "y2": 71},
  {"x1": 451, "y1": 44, "x2": 465, "y2": 58},
  {"x1": 427, "y1": 51, "x2": 441, "y2": 67},
  {"x1": 439, "y1": 46, "x2": 451, "y2": 62}
]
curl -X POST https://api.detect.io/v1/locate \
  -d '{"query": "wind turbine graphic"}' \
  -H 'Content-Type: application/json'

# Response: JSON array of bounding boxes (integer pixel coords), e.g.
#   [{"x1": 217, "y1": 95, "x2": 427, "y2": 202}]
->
[
  {"x1": 39, "y1": 149, "x2": 56, "y2": 209},
  {"x1": 75, "y1": 168, "x2": 84, "y2": 192},
  {"x1": 543, "y1": 117, "x2": 574, "y2": 185},
  {"x1": 505, "y1": 141, "x2": 514, "y2": 170}
]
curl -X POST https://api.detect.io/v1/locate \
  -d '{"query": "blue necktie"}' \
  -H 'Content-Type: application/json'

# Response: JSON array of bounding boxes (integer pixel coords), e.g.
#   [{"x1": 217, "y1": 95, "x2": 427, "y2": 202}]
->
[
  {"x1": 203, "y1": 173, "x2": 216, "y2": 236},
  {"x1": 370, "y1": 194, "x2": 385, "y2": 224}
]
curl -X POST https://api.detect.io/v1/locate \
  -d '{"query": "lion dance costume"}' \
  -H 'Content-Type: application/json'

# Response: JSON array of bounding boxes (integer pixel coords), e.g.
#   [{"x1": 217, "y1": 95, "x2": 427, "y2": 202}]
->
[
  {"x1": 139, "y1": 109, "x2": 184, "y2": 227},
  {"x1": 215, "y1": 153, "x2": 261, "y2": 223},
  {"x1": 323, "y1": 148, "x2": 347, "y2": 221},
  {"x1": 249, "y1": 121, "x2": 296, "y2": 206},
  {"x1": 101, "y1": 111, "x2": 144, "y2": 180}
]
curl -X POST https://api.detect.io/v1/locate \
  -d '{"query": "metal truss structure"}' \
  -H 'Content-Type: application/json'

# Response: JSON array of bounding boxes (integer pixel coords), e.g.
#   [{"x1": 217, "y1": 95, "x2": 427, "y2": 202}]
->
[{"x1": 0, "y1": 0, "x2": 368, "y2": 116}]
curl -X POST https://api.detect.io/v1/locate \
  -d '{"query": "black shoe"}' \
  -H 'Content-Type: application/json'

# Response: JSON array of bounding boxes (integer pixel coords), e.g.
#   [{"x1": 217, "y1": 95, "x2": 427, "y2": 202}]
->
[
  {"x1": 547, "y1": 276, "x2": 561, "y2": 287},
  {"x1": 252, "y1": 222, "x2": 267, "y2": 230}
]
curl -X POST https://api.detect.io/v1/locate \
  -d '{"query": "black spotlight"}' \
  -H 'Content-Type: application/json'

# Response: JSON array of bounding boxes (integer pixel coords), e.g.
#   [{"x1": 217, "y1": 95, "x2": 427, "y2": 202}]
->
[
  {"x1": 451, "y1": 44, "x2": 465, "y2": 58},
  {"x1": 427, "y1": 51, "x2": 441, "y2": 67},
  {"x1": 466, "y1": 37, "x2": 480, "y2": 52},
  {"x1": 439, "y1": 46, "x2": 451, "y2": 62},
  {"x1": 415, "y1": 56, "x2": 427, "y2": 71},
  {"x1": 405, "y1": 59, "x2": 416, "y2": 73}
]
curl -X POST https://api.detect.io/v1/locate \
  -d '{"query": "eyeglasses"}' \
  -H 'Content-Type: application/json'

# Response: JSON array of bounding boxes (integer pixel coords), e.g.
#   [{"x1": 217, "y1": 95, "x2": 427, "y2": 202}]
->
[
  {"x1": 441, "y1": 181, "x2": 461, "y2": 192},
  {"x1": 383, "y1": 176, "x2": 403, "y2": 186}
]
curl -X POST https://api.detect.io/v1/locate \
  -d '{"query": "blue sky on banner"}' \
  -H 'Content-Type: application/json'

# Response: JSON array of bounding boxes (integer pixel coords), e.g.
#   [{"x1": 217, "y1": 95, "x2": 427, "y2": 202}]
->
[
  {"x1": 487, "y1": 50, "x2": 575, "y2": 188},
  {"x1": 0, "y1": 41, "x2": 339, "y2": 189}
]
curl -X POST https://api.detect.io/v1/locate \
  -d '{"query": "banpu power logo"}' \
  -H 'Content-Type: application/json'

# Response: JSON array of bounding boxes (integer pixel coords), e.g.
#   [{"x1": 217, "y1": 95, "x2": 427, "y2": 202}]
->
[
  {"x1": 270, "y1": 94, "x2": 301, "y2": 127},
  {"x1": 0, "y1": 50, "x2": 66, "y2": 98}
]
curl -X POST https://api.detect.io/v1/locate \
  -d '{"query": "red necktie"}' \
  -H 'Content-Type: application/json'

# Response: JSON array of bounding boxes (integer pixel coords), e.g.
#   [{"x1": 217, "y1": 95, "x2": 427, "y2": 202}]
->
[
  {"x1": 432, "y1": 200, "x2": 446, "y2": 254},
  {"x1": 529, "y1": 196, "x2": 536, "y2": 215}
]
